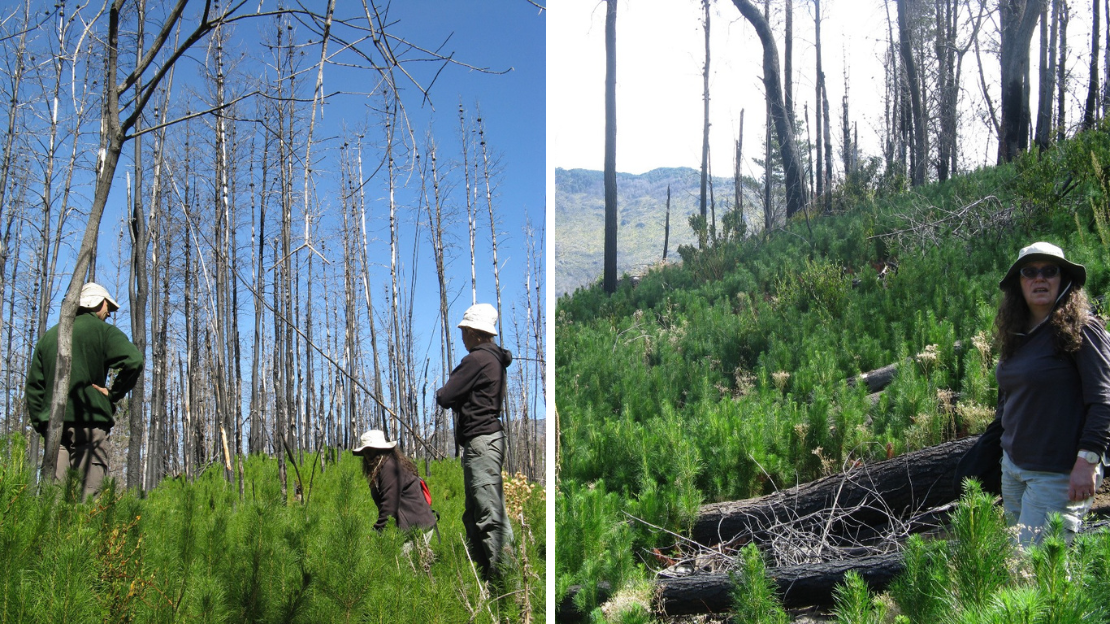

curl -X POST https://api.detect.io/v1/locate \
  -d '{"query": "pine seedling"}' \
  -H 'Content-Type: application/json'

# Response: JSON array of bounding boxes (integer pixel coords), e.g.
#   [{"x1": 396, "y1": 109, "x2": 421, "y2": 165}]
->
[
  {"x1": 973, "y1": 586, "x2": 1049, "y2": 624},
  {"x1": 832, "y1": 570, "x2": 886, "y2": 624},
  {"x1": 1030, "y1": 515, "x2": 1099, "y2": 624},
  {"x1": 729, "y1": 544, "x2": 789, "y2": 624},
  {"x1": 949, "y1": 480, "x2": 1013, "y2": 608},
  {"x1": 888, "y1": 534, "x2": 953, "y2": 624},
  {"x1": 1073, "y1": 531, "x2": 1110, "y2": 622}
]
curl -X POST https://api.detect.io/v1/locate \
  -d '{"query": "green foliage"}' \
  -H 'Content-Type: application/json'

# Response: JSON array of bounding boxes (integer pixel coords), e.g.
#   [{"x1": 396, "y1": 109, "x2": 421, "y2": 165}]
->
[
  {"x1": 556, "y1": 480, "x2": 639, "y2": 614},
  {"x1": 832, "y1": 571, "x2": 887, "y2": 624},
  {"x1": 720, "y1": 488, "x2": 1110, "y2": 624},
  {"x1": 556, "y1": 129, "x2": 1110, "y2": 605},
  {"x1": 729, "y1": 544, "x2": 789, "y2": 624},
  {"x1": 948, "y1": 480, "x2": 1014, "y2": 608},
  {"x1": 888, "y1": 534, "x2": 952, "y2": 624},
  {"x1": 0, "y1": 435, "x2": 544, "y2": 623}
]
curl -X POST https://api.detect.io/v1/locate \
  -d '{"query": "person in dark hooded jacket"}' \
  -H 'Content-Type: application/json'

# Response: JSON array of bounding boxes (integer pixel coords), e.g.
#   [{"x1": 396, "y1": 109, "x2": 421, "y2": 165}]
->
[{"x1": 435, "y1": 303, "x2": 513, "y2": 581}]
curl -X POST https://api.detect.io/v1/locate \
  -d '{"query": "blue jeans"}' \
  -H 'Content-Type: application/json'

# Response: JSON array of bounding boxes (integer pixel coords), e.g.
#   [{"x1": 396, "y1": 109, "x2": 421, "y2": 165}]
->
[{"x1": 1001, "y1": 450, "x2": 1102, "y2": 546}]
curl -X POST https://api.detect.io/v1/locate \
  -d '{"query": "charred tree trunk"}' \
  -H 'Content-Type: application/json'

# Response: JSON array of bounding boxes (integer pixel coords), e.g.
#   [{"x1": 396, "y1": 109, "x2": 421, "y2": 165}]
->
[
  {"x1": 897, "y1": 0, "x2": 928, "y2": 186},
  {"x1": 1036, "y1": 0, "x2": 1060, "y2": 149},
  {"x1": 603, "y1": 0, "x2": 618, "y2": 293},
  {"x1": 692, "y1": 436, "x2": 977, "y2": 546},
  {"x1": 998, "y1": 0, "x2": 1047, "y2": 162},
  {"x1": 126, "y1": 10, "x2": 154, "y2": 488},
  {"x1": 1084, "y1": 0, "x2": 1101, "y2": 129},
  {"x1": 734, "y1": 0, "x2": 807, "y2": 220},
  {"x1": 784, "y1": 0, "x2": 793, "y2": 118},
  {"x1": 656, "y1": 553, "x2": 906, "y2": 615},
  {"x1": 734, "y1": 109, "x2": 744, "y2": 236},
  {"x1": 1058, "y1": 1, "x2": 1070, "y2": 141},
  {"x1": 815, "y1": 0, "x2": 825, "y2": 202},
  {"x1": 699, "y1": 0, "x2": 711, "y2": 230},
  {"x1": 662, "y1": 185, "x2": 671, "y2": 262}
]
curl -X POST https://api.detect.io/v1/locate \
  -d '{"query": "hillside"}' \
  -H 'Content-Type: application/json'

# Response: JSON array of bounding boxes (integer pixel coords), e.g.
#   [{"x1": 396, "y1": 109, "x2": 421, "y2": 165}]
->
[
  {"x1": 555, "y1": 128, "x2": 1110, "y2": 621},
  {"x1": 554, "y1": 167, "x2": 756, "y2": 296}
]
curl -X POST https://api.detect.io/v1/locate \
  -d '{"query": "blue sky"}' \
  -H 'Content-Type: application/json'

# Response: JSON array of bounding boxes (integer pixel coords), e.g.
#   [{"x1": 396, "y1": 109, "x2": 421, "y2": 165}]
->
[{"x1": 69, "y1": 1, "x2": 546, "y2": 435}]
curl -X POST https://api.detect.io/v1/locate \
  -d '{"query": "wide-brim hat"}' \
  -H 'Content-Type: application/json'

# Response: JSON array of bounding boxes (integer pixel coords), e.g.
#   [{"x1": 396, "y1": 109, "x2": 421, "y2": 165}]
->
[
  {"x1": 79, "y1": 282, "x2": 120, "y2": 311},
  {"x1": 352, "y1": 429, "x2": 396, "y2": 454},
  {"x1": 457, "y1": 303, "x2": 498, "y2": 336},
  {"x1": 999, "y1": 241, "x2": 1086, "y2": 290}
]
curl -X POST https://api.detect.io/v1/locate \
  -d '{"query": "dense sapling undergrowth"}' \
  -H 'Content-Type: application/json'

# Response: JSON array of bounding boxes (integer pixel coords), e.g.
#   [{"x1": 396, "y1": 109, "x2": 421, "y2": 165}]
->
[
  {"x1": 0, "y1": 433, "x2": 544, "y2": 623},
  {"x1": 556, "y1": 126, "x2": 1110, "y2": 619}
]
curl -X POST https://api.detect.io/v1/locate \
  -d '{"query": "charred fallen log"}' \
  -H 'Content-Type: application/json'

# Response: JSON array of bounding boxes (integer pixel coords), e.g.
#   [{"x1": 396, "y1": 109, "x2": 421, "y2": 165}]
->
[
  {"x1": 692, "y1": 436, "x2": 978, "y2": 546},
  {"x1": 657, "y1": 517, "x2": 1110, "y2": 616},
  {"x1": 655, "y1": 551, "x2": 904, "y2": 615}
]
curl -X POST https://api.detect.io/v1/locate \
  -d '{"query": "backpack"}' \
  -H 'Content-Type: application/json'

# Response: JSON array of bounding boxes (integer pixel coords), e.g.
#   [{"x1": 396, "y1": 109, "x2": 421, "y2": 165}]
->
[
  {"x1": 419, "y1": 476, "x2": 441, "y2": 544},
  {"x1": 419, "y1": 477, "x2": 432, "y2": 506}
]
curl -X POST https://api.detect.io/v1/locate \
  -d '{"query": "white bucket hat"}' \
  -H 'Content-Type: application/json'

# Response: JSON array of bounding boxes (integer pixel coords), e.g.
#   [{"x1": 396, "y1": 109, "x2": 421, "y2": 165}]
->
[
  {"x1": 352, "y1": 429, "x2": 396, "y2": 454},
  {"x1": 999, "y1": 241, "x2": 1086, "y2": 289},
  {"x1": 457, "y1": 303, "x2": 498, "y2": 336},
  {"x1": 79, "y1": 282, "x2": 120, "y2": 311}
]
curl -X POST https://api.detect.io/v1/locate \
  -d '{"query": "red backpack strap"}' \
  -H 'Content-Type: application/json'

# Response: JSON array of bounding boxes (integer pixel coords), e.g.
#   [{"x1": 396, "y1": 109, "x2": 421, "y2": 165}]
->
[{"x1": 420, "y1": 478, "x2": 432, "y2": 506}]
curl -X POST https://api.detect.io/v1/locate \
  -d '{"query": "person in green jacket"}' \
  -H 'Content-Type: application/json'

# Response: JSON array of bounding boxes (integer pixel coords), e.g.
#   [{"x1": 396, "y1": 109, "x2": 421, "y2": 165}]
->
[{"x1": 25, "y1": 282, "x2": 144, "y2": 499}]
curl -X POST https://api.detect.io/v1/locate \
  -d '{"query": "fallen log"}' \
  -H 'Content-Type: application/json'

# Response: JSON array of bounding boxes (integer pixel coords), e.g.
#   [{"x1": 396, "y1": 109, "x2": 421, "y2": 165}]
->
[
  {"x1": 692, "y1": 436, "x2": 977, "y2": 546},
  {"x1": 658, "y1": 516, "x2": 1110, "y2": 616},
  {"x1": 850, "y1": 343, "x2": 964, "y2": 395},
  {"x1": 851, "y1": 362, "x2": 900, "y2": 394},
  {"x1": 655, "y1": 552, "x2": 904, "y2": 615}
]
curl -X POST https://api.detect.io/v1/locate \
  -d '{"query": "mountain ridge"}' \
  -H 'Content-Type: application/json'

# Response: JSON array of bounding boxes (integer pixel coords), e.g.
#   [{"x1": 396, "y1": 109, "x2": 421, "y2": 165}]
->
[{"x1": 555, "y1": 166, "x2": 750, "y2": 296}]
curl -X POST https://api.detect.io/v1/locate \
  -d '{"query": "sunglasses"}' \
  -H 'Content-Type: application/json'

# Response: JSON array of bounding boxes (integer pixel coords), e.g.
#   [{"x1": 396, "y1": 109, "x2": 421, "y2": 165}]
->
[{"x1": 1019, "y1": 265, "x2": 1060, "y2": 279}]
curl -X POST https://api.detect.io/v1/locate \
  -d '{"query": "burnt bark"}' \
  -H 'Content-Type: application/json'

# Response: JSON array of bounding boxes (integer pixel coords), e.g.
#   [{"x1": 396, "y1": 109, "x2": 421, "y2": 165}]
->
[
  {"x1": 656, "y1": 552, "x2": 906, "y2": 615},
  {"x1": 897, "y1": 0, "x2": 928, "y2": 186},
  {"x1": 1084, "y1": 0, "x2": 1101, "y2": 129},
  {"x1": 692, "y1": 436, "x2": 977, "y2": 546},
  {"x1": 1035, "y1": 0, "x2": 1060, "y2": 149},
  {"x1": 700, "y1": 0, "x2": 711, "y2": 228},
  {"x1": 997, "y1": 0, "x2": 1047, "y2": 162},
  {"x1": 662, "y1": 185, "x2": 671, "y2": 262},
  {"x1": 603, "y1": 0, "x2": 618, "y2": 293},
  {"x1": 733, "y1": 0, "x2": 806, "y2": 219},
  {"x1": 1058, "y1": 0, "x2": 1070, "y2": 142}
]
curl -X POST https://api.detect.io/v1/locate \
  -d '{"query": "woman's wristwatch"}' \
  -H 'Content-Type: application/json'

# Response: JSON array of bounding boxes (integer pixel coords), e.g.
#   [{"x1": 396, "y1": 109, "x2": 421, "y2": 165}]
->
[{"x1": 1078, "y1": 450, "x2": 1101, "y2": 465}]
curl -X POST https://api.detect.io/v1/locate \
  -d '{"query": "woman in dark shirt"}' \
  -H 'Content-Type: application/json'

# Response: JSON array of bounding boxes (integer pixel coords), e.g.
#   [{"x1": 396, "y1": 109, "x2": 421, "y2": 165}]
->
[
  {"x1": 994, "y1": 242, "x2": 1110, "y2": 546},
  {"x1": 353, "y1": 429, "x2": 437, "y2": 533}
]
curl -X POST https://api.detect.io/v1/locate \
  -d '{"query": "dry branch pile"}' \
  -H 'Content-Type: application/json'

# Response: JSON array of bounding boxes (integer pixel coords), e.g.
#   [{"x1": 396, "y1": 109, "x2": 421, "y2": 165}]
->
[{"x1": 646, "y1": 436, "x2": 979, "y2": 615}]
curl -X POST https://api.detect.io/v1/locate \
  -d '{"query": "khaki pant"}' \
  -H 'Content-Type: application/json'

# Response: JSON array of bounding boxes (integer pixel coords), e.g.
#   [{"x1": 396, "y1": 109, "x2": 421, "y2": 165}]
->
[
  {"x1": 462, "y1": 432, "x2": 514, "y2": 580},
  {"x1": 49, "y1": 425, "x2": 110, "y2": 500}
]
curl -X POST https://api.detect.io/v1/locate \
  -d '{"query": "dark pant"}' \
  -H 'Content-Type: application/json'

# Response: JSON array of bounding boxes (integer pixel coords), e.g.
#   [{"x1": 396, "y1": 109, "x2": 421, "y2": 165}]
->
[
  {"x1": 47, "y1": 425, "x2": 110, "y2": 500},
  {"x1": 462, "y1": 432, "x2": 514, "y2": 579}
]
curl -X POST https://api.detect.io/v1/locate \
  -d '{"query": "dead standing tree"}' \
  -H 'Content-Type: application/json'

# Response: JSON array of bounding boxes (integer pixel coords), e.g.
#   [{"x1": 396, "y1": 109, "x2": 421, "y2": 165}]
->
[
  {"x1": 732, "y1": 0, "x2": 807, "y2": 220},
  {"x1": 997, "y1": 0, "x2": 1047, "y2": 163},
  {"x1": 424, "y1": 134, "x2": 454, "y2": 457},
  {"x1": 896, "y1": 0, "x2": 929, "y2": 186},
  {"x1": 699, "y1": 0, "x2": 711, "y2": 236},
  {"x1": 603, "y1": 0, "x2": 618, "y2": 294},
  {"x1": 42, "y1": 0, "x2": 279, "y2": 483}
]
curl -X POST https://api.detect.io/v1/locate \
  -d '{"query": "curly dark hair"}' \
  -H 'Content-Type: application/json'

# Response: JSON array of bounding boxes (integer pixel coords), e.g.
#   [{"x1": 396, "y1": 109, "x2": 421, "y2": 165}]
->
[
  {"x1": 360, "y1": 447, "x2": 420, "y2": 489},
  {"x1": 995, "y1": 279, "x2": 1091, "y2": 361}
]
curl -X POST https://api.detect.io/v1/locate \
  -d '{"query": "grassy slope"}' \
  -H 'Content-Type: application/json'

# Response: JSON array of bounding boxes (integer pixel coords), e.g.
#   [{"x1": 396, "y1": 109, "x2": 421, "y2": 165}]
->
[
  {"x1": 0, "y1": 434, "x2": 544, "y2": 623},
  {"x1": 555, "y1": 127, "x2": 1110, "y2": 616}
]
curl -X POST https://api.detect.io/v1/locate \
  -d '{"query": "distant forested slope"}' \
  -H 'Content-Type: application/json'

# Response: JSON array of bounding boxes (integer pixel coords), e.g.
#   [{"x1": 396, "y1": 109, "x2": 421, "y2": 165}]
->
[{"x1": 555, "y1": 167, "x2": 754, "y2": 296}]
